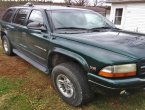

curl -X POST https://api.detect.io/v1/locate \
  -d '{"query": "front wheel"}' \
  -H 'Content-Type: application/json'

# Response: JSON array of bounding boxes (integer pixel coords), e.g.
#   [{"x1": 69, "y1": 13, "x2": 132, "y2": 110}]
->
[
  {"x1": 51, "y1": 62, "x2": 93, "y2": 106},
  {"x1": 2, "y1": 35, "x2": 13, "y2": 56}
]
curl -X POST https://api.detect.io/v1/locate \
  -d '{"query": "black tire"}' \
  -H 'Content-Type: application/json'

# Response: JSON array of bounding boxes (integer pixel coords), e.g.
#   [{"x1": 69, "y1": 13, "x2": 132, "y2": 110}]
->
[
  {"x1": 51, "y1": 62, "x2": 93, "y2": 106},
  {"x1": 2, "y1": 35, "x2": 13, "y2": 56}
]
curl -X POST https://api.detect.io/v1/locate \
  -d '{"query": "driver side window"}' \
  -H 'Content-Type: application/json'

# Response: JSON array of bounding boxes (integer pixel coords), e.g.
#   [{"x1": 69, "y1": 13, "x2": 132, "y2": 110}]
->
[{"x1": 28, "y1": 10, "x2": 44, "y2": 24}]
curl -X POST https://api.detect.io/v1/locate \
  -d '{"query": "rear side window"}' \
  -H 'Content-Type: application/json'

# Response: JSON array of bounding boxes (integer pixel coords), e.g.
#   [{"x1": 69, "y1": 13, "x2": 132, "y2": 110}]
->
[
  {"x1": 2, "y1": 9, "x2": 15, "y2": 22},
  {"x1": 13, "y1": 9, "x2": 29, "y2": 25}
]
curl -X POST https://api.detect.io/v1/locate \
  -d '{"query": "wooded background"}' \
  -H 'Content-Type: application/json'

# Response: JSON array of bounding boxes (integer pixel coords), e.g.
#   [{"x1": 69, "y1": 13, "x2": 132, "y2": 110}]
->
[{"x1": 0, "y1": 1, "x2": 108, "y2": 18}]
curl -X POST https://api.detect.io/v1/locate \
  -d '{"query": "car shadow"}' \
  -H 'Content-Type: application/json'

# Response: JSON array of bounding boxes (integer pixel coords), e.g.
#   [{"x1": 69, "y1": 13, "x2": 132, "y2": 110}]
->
[{"x1": 82, "y1": 91, "x2": 145, "y2": 110}]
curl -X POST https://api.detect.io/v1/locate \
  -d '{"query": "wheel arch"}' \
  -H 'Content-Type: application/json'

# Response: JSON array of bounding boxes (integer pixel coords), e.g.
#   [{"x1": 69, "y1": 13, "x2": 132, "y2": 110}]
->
[
  {"x1": 1, "y1": 31, "x2": 6, "y2": 39},
  {"x1": 48, "y1": 48, "x2": 89, "y2": 73},
  {"x1": 1, "y1": 30, "x2": 7, "y2": 40}
]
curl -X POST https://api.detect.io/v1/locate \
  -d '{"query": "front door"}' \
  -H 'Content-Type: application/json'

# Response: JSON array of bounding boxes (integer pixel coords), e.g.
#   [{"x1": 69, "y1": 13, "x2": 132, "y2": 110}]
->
[{"x1": 25, "y1": 10, "x2": 49, "y2": 66}]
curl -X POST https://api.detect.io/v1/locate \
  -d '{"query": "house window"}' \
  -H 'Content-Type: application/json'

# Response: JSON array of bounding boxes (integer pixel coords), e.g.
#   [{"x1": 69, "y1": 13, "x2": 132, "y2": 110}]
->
[{"x1": 114, "y1": 8, "x2": 123, "y2": 25}]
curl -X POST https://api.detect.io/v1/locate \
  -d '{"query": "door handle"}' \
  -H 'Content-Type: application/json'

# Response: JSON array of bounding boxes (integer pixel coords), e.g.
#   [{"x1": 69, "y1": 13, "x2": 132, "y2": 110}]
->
[
  {"x1": 6, "y1": 25, "x2": 14, "y2": 30},
  {"x1": 43, "y1": 35, "x2": 47, "y2": 38}
]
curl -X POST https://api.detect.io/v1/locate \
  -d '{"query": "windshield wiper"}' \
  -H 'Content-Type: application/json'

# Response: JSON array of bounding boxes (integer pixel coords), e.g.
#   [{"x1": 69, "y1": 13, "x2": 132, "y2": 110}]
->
[
  {"x1": 89, "y1": 27, "x2": 119, "y2": 31},
  {"x1": 55, "y1": 27, "x2": 88, "y2": 30},
  {"x1": 55, "y1": 27, "x2": 120, "y2": 33},
  {"x1": 90, "y1": 27, "x2": 119, "y2": 31}
]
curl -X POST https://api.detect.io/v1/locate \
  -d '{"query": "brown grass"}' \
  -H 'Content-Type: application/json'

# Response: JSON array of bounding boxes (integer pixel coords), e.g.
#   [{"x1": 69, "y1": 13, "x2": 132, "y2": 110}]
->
[{"x1": 1, "y1": 36, "x2": 145, "y2": 110}]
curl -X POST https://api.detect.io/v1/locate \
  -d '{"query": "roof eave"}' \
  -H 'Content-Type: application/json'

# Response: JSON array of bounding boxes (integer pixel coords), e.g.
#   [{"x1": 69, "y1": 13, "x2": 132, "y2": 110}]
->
[{"x1": 106, "y1": 1, "x2": 145, "y2": 3}]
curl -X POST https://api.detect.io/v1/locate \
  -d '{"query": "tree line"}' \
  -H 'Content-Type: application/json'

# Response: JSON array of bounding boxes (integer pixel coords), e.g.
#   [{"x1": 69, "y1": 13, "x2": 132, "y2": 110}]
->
[
  {"x1": 65, "y1": 0, "x2": 98, "y2": 6},
  {"x1": 0, "y1": 0, "x2": 100, "y2": 6}
]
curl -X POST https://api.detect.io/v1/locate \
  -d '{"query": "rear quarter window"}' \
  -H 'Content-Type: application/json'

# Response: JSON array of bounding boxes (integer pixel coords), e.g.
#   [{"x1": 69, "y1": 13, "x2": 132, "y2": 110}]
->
[{"x1": 2, "y1": 8, "x2": 15, "y2": 22}]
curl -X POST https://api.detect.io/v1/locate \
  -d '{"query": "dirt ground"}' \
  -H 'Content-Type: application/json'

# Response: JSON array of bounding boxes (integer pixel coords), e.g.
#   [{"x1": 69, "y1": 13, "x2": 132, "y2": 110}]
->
[
  {"x1": 0, "y1": 41, "x2": 77, "y2": 110},
  {"x1": 1, "y1": 40, "x2": 145, "y2": 110}
]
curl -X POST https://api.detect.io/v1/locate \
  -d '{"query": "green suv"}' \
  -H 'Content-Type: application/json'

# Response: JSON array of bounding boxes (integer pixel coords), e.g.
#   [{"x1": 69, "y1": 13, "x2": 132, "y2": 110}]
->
[{"x1": 1, "y1": 3, "x2": 145, "y2": 106}]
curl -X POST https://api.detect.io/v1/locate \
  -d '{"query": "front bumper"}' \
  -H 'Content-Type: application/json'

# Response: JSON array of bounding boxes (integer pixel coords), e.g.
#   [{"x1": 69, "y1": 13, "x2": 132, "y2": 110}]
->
[{"x1": 88, "y1": 73, "x2": 145, "y2": 95}]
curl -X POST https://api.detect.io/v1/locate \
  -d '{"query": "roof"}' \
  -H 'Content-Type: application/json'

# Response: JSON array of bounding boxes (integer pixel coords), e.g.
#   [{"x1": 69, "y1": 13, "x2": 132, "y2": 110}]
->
[
  {"x1": 10, "y1": 5, "x2": 109, "y2": 16},
  {"x1": 106, "y1": 0, "x2": 145, "y2": 3},
  {"x1": 12, "y1": 5, "x2": 88, "y2": 11}
]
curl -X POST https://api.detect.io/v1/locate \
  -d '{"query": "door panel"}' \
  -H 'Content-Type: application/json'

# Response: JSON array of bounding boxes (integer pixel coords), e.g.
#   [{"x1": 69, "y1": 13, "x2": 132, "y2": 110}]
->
[
  {"x1": 24, "y1": 10, "x2": 49, "y2": 66},
  {"x1": 26, "y1": 30, "x2": 49, "y2": 66},
  {"x1": 10, "y1": 8, "x2": 29, "y2": 49},
  {"x1": 12, "y1": 25, "x2": 28, "y2": 49}
]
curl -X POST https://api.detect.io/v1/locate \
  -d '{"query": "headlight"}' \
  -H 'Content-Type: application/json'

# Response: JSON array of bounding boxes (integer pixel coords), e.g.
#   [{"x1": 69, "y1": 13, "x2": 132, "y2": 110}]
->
[{"x1": 99, "y1": 64, "x2": 136, "y2": 78}]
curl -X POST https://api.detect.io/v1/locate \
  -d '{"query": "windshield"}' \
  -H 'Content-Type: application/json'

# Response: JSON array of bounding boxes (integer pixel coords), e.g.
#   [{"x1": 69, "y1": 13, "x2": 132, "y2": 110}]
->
[{"x1": 47, "y1": 10, "x2": 115, "y2": 32}]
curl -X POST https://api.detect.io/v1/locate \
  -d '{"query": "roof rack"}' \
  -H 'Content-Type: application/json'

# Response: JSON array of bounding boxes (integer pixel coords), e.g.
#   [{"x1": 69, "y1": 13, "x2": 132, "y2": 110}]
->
[{"x1": 24, "y1": 2, "x2": 34, "y2": 7}]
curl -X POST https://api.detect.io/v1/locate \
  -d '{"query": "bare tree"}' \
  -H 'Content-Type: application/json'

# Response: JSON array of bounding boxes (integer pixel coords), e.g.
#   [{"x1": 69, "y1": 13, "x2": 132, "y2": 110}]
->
[
  {"x1": 94, "y1": 0, "x2": 98, "y2": 6},
  {"x1": 73, "y1": 0, "x2": 88, "y2": 6},
  {"x1": 64, "y1": 0, "x2": 71, "y2": 5},
  {"x1": 98, "y1": 0, "x2": 106, "y2": 6}
]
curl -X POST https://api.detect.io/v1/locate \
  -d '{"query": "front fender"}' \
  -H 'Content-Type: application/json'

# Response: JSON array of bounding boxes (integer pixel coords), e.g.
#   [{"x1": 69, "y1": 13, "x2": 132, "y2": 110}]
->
[{"x1": 48, "y1": 47, "x2": 89, "y2": 72}]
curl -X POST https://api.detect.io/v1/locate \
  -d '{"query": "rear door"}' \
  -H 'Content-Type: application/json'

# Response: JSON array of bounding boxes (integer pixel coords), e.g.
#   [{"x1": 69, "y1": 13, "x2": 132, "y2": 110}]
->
[{"x1": 11, "y1": 8, "x2": 30, "y2": 49}]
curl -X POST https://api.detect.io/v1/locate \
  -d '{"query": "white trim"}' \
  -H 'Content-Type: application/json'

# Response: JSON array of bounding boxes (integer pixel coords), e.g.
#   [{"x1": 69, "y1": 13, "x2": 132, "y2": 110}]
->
[{"x1": 110, "y1": 4, "x2": 127, "y2": 29}]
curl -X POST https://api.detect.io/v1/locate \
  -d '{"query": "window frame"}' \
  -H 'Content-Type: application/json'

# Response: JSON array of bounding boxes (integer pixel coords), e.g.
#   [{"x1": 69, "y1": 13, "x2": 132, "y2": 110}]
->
[
  {"x1": 2, "y1": 8, "x2": 16, "y2": 23},
  {"x1": 114, "y1": 8, "x2": 123, "y2": 25},
  {"x1": 12, "y1": 8, "x2": 30, "y2": 26},
  {"x1": 27, "y1": 9, "x2": 44, "y2": 25},
  {"x1": 45, "y1": 10, "x2": 55, "y2": 33},
  {"x1": 26, "y1": 9, "x2": 51, "y2": 33}
]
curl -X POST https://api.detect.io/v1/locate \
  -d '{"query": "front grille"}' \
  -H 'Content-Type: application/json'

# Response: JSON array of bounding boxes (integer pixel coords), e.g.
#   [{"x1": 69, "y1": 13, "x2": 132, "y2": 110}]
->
[{"x1": 139, "y1": 60, "x2": 145, "y2": 76}]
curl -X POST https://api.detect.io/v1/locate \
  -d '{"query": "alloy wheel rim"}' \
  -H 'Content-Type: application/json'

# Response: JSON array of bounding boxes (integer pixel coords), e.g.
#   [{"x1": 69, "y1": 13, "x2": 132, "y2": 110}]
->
[
  {"x1": 3, "y1": 40, "x2": 8, "y2": 52},
  {"x1": 56, "y1": 74, "x2": 74, "y2": 98}
]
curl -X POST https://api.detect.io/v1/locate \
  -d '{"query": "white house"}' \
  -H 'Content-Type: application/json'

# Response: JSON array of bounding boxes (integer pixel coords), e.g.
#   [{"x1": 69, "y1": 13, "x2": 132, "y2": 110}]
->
[{"x1": 107, "y1": 0, "x2": 145, "y2": 33}]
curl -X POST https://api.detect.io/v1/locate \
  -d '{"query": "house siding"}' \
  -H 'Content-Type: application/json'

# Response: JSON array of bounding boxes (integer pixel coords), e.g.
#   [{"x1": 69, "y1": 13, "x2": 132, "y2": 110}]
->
[{"x1": 110, "y1": 3, "x2": 145, "y2": 33}]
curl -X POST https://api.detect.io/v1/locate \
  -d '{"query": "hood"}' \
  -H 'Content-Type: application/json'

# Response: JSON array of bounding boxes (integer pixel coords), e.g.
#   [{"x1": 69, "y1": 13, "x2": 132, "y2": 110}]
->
[{"x1": 55, "y1": 30, "x2": 145, "y2": 60}]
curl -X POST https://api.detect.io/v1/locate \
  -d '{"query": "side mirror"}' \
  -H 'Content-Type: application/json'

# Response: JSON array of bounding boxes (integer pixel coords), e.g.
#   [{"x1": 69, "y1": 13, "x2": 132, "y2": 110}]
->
[{"x1": 27, "y1": 22, "x2": 47, "y2": 31}]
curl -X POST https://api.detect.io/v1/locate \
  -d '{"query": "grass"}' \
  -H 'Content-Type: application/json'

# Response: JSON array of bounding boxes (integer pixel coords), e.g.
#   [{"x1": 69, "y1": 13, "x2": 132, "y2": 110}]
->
[{"x1": 0, "y1": 41, "x2": 145, "y2": 110}]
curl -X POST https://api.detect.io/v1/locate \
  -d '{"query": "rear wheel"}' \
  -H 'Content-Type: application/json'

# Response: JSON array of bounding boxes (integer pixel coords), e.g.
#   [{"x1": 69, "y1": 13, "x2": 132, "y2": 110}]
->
[
  {"x1": 2, "y1": 35, "x2": 13, "y2": 56},
  {"x1": 51, "y1": 62, "x2": 93, "y2": 106}
]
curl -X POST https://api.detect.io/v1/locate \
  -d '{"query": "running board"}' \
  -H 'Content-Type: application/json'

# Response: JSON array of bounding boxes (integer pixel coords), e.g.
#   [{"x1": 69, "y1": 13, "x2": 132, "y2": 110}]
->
[{"x1": 13, "y1": 49, "x2": 49, "y2": 74}]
